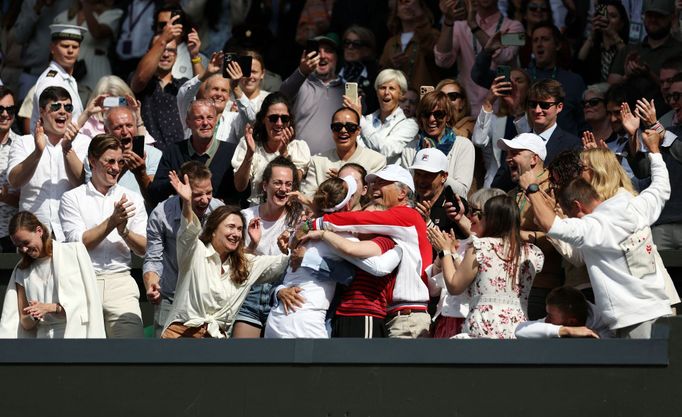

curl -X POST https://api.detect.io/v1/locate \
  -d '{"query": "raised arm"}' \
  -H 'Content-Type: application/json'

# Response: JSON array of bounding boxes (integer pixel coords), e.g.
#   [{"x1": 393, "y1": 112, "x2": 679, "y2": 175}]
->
[
  {"x1": 130, "y1": 16, "x2": 182, "y2": 93},
  {"x1": 8, "y1": 120, "x2": 45, "y2": 188}
]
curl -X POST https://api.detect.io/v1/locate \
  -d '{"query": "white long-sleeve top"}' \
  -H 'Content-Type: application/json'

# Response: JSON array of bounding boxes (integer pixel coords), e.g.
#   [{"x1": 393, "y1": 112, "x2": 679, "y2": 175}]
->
[
  {"x1": 515, "y1": 304, "x2": 614, "y2": 339},
  {"x1": 358, "y1": 107, "x2": 418, "y2": 165},
  {"x1": 426, "y1": 238, "x2": 471, "y2": 319},
  {"x1": 547, "y1": 153, "x2": 672, "y2": 330},
  {"x1": 164, "y1": 211, "x2": 288, "y2": 338}
]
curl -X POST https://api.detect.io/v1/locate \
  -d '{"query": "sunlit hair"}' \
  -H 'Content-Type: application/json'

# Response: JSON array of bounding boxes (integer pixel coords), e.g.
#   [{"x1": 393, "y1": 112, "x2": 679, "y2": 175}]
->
[
  {"x1": 581, "y1": 148, "x2": 636, "y2": 200},
  {"x1": 435, "y1": 79, "x2": 471, "y2": 120},
  {"x1": 253, "y1": 92, "x2": 294, "y2": 146},
  {"x1": 374, "y1": 69, "x2": 408, "y2": 95},
  {"x1": 89, "y1": 76, "x2": 136, "y2": 122},
  {"x1": 331, "y1": 106, "x2": 360, "y2": 124},
  {"x1": 260, "y1": 156, "x2": 302, "y2": 227},
  {"x1": 198, "y1": 206, "x2": 250, "y2": 284},
  {"x1": 468, "y1": 188, "x2": 506, "y2": 211},
  {"x1": 38, "y1": 86, "x2": 71, "y2": 109},
  {"x1": 180, "y1": 160, "x2": 212, "y2": 184},
  {"x1": 9, "y1": 212, "x2": 53, "y2": 270},
  {"x1": 187, "y1": 98, "x2": 217, "y2": 118},
  {"x1": 416, "y1": 91, "x2": 454, "y2": 131},
  {"x1": 88, "y1": 133, "x2": 122, "y2": 160},
  {"x1": 388, "y1": 0, "x2": 433, "y2": 34},
  {"x1": 343, "y1": 25, "x2": 377, "y2": 58},
  {"x1": 557, "y1": 178, "x2": 600, "y2": 217},
  {"x1": 312, "y1": 177, "x2": 348, "y2": 215},
  {"x1": 548, "y1": 150, "x2": 583, "y2": 190},
  {"x1": 527, "y1": 78, "x2": 565, "y2": 103},
  {"x1": 480, "y1": 195, "x2": 524, "y2": 279},
  {"x1": 583, "y1": 82, "x2": 609, "y2": 100}
]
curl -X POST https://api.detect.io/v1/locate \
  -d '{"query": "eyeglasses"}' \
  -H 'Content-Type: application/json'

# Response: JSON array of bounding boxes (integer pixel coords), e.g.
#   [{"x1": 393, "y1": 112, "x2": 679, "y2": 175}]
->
[
  {"x1": 581, "y1": 98, "x2": 604, "y2": 108},
  {"x1": 330, "y1": 122, "x2": 359, "y2": 133},
  {"x1": 527, "y1": 3, "x2": 548, "y2": 12},
  {"x1": 48, "y1": 102, "x2": 74, "y2": 113},
  {"x1": 0, "y1": 105, "x2": 16, "y2": 117},
  {"x1": 527, "y1": 100, "x2": 559, "y2": 110},
  {"x1": 267, "y1": 114, "x2": 291, "y2": 124},
  {"x1": 100, "y1": 158, "x2": 125, "y2": 167},
  {"x1": 446, "y1": 92, "x2": 465, "y2": 101},
  {"x1": 667, "y1": 92, "x2": 682, "y2": 103},
  {"x1": 343, "y1": 40, "x2": 366, "y2": 49},
  {"x1": 420, "y1": 110, "x2": 447, "y2": 120},
  {"x1": 163, "y1": 47, "x2": 177, "y2": 55}
]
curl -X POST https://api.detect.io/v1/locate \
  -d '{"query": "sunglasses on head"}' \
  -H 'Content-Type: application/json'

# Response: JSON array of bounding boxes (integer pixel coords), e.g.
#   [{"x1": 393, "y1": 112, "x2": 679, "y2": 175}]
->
[
  {"x1": 667, "y1": 92, "x2": 682, "y2": 103},
  {"x1": 0, "y1": 105, "x2": 16, "y2": 117},
  {"x1": 330, "y1": 122, "x2": 359, "y2": 133},
  {"x1": 528, "y1": 3, "x2": 548, "y2": 11},
  {"x1": 420, "y1": 110, "x2": 447, "y2": 120},
  {"x1": 527, "y1": 100, "x2": 559, "y2": 110},
  {"x1": 267, "y1": 114, "x2": 291, "y2": 124},
  {"x1": 581, "y1": 98, "x2": 604, "y2": 108},
  {"x1": 446, "y1": 92, "x2": 465, "y2": 101},
  {"x1": 343, "y1": 40, "x2": 366, "y2": 49},
  {"x1": 48, "y1": 102, "x2": 74, "y2": 113}
]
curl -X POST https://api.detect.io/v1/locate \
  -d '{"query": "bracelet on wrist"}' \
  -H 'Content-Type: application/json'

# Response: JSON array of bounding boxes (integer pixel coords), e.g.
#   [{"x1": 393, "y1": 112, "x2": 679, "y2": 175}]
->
[{"x1": 191, "y1": 56, "x2": 202, "y2": 64}]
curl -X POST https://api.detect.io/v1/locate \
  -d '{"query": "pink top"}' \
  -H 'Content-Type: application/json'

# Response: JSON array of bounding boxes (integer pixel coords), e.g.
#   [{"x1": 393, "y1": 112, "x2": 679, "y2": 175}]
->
[{"x1": 434, "y1": 12, "x2": 524, "y2": 116}]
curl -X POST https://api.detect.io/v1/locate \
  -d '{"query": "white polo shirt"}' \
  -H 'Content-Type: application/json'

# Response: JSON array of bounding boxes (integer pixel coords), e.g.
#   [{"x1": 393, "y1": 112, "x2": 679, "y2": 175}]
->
[{"x1": 59, "y1": 181, "x2": 147, "y2": 274}]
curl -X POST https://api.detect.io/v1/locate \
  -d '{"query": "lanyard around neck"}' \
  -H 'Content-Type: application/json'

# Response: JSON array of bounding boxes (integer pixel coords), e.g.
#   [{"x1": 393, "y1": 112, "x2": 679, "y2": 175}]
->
[{"x1": 472, "y1": 13, "x2": 504, "y2": 55}]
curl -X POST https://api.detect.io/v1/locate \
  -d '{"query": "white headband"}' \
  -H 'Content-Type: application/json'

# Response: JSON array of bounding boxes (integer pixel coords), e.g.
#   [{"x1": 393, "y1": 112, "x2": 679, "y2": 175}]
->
[{"x1": 322, "y1": 175, "x2": 358, "y2": 213}]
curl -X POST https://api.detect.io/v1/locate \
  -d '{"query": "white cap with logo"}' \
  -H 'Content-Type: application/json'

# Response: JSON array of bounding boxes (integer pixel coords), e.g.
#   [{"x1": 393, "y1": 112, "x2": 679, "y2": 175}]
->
[
  {"x1": 408, "y1": 148, "x2": 448, "y2": 173},
  {"x1": 497, "y1": 133, "x2": 547, "y2": 161},
  {"x1": 50, "y1": 24, "x2": 88, "y2": 42},
  {"x1": 365, "y1": 164, "x2": 415, "y2": 192}
]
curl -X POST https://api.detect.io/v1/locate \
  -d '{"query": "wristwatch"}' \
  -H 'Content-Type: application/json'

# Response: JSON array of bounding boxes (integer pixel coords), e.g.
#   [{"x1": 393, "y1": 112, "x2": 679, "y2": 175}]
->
[
  {"x1": 438, "y1": 249, "x2": 452, "y2": 259},
  {"x1": 525, "y1": 183, "x2": 540, "y2": 195}
]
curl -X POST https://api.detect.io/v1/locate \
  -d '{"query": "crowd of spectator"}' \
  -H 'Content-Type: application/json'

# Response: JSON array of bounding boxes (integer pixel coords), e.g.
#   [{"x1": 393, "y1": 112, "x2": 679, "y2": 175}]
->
[{"x1": 0, "y1": 0, "x2": 681, "y2": 340}]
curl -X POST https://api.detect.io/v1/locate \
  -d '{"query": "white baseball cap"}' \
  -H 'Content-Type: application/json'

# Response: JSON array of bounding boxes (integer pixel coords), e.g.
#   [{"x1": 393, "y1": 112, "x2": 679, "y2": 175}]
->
[
  {"x1": 497, "y1": 133, "x2": 547, "y2": 161},
  {"x1": 365, "y1": 164, "x2": 415, "y2": 192},
  {"x1": 408, "y1": 148, "x2": 448, "y2": 173}
]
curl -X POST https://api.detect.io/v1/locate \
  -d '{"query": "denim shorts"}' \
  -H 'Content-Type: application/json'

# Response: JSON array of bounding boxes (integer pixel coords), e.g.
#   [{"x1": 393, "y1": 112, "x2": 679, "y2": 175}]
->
[{"x1": 234, "y1": 282, "x2": 274, "y2": 328}]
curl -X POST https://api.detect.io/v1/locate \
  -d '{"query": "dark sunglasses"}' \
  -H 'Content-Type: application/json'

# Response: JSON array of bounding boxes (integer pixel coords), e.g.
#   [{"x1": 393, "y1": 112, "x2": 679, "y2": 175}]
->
[
  {"x1": 527, "y1": 3, "x2": 548, "y2": 11},
  {"x1": 527, "y1": 100, "x2": 559, "y2": 110},
  {"x1": 343, "y1": 40, "x2": 366, "y2": 49},
  {"x1": 330, "y1": 122, "x2": 359, "y2": 133},
  {"x1": 446, "y1": 92, "x2": 465, "y2": 101},
  {"x1": 48, "y1": 102, "x2": 74, "y2": 113},
  {"x1": 0, "y1": 105, "x2": 16, "y2": 117},
  {"x1": 581, "y1": 98, "x2": 604, "y2": 108},
  {"x1": 468, "y1": 207, "x2": 484, "y2": 218},
  {"x1": 267, "y1": 114, "x2": 291, "y2": 124},
  {"x1": 420, "y1": 110, "x2": 447, "y2": 120},
  {"x1": 667, "y1": 92, "x2": 682, "y2": 103}
]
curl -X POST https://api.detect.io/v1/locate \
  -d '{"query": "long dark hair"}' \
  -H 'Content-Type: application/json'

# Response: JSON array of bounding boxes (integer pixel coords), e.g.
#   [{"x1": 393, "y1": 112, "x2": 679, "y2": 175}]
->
[
  {"x1": 252, "y1": 92, "x2": 294, "y2": 146},
  {"x1": 594, "y1": 0, "x2": 630, "y2": 46},
  {"x1": 480, "y1": 196, "x2": 524, "y2": 280},
  {"x1": 9, "y1": 212, "x2": 53, "y2": 270},
  {"x1": 260, "y1": 156, "x2": 303, "y2": 227},
  {"x1": 198, "y1": 206, "x2": 250, "y2": 284}
]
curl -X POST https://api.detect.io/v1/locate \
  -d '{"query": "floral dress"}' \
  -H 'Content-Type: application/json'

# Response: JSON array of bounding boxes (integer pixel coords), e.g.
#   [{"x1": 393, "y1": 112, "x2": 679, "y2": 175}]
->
[{"x1": 455, "y1": 237, "x2": 544, "y2": 339}]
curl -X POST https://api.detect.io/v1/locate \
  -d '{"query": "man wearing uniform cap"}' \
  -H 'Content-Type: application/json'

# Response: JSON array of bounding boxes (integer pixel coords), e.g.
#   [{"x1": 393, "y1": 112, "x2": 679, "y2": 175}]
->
[
  {"x1": 307, "y1": 164, "x2": 434, "y2": 338},
  {"x1": 498, "y1": 132, "x2": 564, "y2": 320},
  {"x1": 29, "y1": 24, "x2": 86, "y2": 134}
]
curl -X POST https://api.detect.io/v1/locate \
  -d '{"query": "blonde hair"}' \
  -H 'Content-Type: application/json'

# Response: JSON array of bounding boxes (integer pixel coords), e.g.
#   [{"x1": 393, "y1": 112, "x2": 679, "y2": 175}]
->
[
  {"x1": 581, "y1": 148, "x2": 636, "y2": 200},
  {"x1": 87, "y1": 76, "x2": 136, "y2": 122}
]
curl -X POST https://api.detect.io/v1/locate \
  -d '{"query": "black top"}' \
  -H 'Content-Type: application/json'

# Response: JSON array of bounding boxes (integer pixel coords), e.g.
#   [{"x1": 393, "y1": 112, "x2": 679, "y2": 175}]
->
[
  {"x1": 429, "y1": 186, "x2": 468, "y2": 241},
  {"x1": 139, "y1": 76, "x2": 188, "y2": 151},
  {"x1": 148, "y1": 138, "x2": 250, "y2": 207}
]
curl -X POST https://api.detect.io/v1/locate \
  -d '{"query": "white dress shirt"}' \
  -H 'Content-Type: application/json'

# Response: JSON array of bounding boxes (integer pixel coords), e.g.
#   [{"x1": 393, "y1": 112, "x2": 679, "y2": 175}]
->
[
  {"x1": 358, "y1": 107, "x2": 419, "y2": 164},
  {"x1": 8, "y1": 133, "x2": 89, "y2": 241},
  {"x1": 59, "y1": 182, "x2": 147, "y2": 274}
]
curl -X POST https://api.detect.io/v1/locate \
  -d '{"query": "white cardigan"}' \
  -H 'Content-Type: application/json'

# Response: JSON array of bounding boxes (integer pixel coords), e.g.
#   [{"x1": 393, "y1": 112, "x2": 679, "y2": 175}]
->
[{"x1": 0, "y1": 241, "x2": 105, "y2": 338}]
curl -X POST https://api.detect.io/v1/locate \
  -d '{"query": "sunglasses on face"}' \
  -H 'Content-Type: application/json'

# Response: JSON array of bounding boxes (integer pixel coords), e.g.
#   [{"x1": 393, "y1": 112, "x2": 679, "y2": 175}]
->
[
  {"x1": 527, "y1": 100, "x2": 559, "y2": 110},
  {"x1": 468, "y1": 207, "x2": 484, "y2": 219},
  {"x1": 267, "y1": 114, "x2": 291, "y2": 124},
  {"x1": 48, "y1": 102, "x2": 74, "y2": 113},
  {"x1": 528, "y1": 3, "x2": 548, "y2": 12},
  {"x1": 420, "y1": 110, "x2": 447, "y2": 120},
  {"x1": 0, "y1": 105, "x2": 16, "y2": 117},
  {"x1": 330, "y1": 122, "x2": 359, "y2": 133},
  {"x1": 446, "y1": 92, "x2": 465, "y2": 101},
  {"x1": 667, "y1": 92, "x2": 682, "y2": 103},
  {"x1": 581, "y1": 98, "x2": 604, "y2": 108},
  {"x1": 343, "y1": 40, "x2": 366, "y2": 49}
]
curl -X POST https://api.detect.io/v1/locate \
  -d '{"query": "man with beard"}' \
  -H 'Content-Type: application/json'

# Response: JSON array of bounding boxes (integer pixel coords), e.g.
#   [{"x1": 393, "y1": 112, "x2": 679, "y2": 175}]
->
[
  {"x1": 103, "y1": 106, "x2": 162, "y2": 203},
  {"x1": 59, "y1": 134, "x2": 147, "y2": 338},
  {"x1": 131, "y1": 16, "x2": 189, "y2": 150},
  {"x1": 148, "y1": 99, "x2": 246, "y2": 207},
  {"x1": 609, "y1": 0, "x2": 682, "y2": 84},
  {"x1": 144, "y1": 161, "x2": 223, "y2": 337},
  {"x1": 498, "y1": 132, "x2": 564, "y2": 320},
  {"x1": 658, "y1": 58, "x2": 682, "y2": 128},
  {"x1": 280, "y1": 34, "x2": 344, "y2": 155},
  {"x1": 8, "y1": 86, "x2": 87, "y2": 241},
  {"x1": 409, "y1": 148, "x2": 468, "y2": 244}
]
